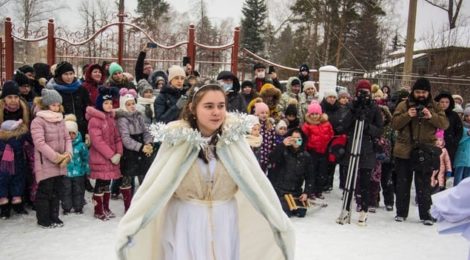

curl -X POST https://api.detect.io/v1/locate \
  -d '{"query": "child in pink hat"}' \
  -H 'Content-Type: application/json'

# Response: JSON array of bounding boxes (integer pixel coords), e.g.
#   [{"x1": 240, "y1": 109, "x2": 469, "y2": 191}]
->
[
  {"x1": 254, "y1": 102, "x2": 276, "y2": 174},
  {"x1": 431, "y1": 129, "x2": 452, "y2": 193}
]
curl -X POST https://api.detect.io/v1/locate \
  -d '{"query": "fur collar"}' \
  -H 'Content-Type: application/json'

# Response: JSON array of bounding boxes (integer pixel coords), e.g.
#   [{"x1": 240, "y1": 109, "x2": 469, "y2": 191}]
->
[
  {"x1": 85, "y1": 106, "x2": 115, "y2": 121},
  {"x1": 0, "y1": 123, "x2": 29, "y2": 140},
  {"x1": 0, "y1": 99, "x2": 30, "y2": 127},
  {"x1": 150, "y1": 113, "x2": 253, "y2": 148},
  {"x1": 304, "y1": 113, "x2": 328, "y2": 125}
]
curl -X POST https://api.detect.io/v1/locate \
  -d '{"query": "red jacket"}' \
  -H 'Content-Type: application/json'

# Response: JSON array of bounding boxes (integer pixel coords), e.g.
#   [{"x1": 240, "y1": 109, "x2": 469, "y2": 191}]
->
[{"x1": 302, "y1": 114, "x2": 334, "y2": 154}]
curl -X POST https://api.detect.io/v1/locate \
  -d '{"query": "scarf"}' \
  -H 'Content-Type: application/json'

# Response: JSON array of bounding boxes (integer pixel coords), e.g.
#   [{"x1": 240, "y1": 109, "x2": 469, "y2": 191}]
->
[
  {"x1": 463, "y1": 121, "x2": 470, "y2": 129},
  {"x1": 137, "y1": 97, "x2": 155, "y2": 119},
  {"x1": 0, "y1": 144, "x2": 15, "y2": 175},
  {"x1": 52, "y1": 78, "x2": 81, "y2": 94},
  {"x1": 246, "y1": 134, "x2": 263, "y2": 148},
  {"x1": 4, "y1": 103, "x2": 20, "y2": 112},
  {"x1": 36, "y1": 110, "x2": 64, "y2": 123}
]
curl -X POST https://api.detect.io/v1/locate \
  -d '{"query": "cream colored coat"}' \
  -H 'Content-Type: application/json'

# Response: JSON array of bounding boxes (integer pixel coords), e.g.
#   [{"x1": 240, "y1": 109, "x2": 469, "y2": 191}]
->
[{"x1": 116, "y1": 113, "x2": 295, "y2": 260}]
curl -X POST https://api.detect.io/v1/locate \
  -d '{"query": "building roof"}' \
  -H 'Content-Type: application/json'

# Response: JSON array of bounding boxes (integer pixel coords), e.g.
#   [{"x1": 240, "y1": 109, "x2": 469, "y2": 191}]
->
[{"x1": 376, "y1": 53, "x2": 427, "y2": 70}]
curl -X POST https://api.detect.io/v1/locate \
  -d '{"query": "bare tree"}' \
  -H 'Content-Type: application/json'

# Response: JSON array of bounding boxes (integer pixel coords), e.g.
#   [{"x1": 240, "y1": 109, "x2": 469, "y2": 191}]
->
[
  {"x1": 16, "y1": 0, "x2": 65, "y2": 38},
  {"x1": 424, "y1": 0, "x2": 464, "y2": 29}
]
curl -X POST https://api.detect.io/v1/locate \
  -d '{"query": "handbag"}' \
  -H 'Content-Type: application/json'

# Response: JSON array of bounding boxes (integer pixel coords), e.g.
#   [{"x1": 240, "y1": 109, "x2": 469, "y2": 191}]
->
[{"x1": 408, "y1": 121, "x2": 442, "y2": 172}]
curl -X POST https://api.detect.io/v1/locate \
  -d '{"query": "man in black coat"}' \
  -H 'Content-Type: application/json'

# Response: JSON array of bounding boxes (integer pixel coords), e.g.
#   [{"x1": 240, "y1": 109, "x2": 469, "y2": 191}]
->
[
  {"x1": 268, "y1": 128, "x2": 314, "y2": 217},
  {"x1": 252, "y1": 63, "x2": 284, "y2": 93},
  {"x1": 216, "y1": 71, "x2": 246, "y2": 113}
]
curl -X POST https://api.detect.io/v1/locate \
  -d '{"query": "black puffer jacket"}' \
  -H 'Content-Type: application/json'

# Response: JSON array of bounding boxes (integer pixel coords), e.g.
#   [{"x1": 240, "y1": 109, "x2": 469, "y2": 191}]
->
[
  {"x1": 154, "y1": 85, "x2": 185, "y2": 123},
  {"x1": 268, "y1": 131, "x2": 314, "y2": 196},
  {"x1": 321, "y1": 99, "x2": 349, "y2": 134},
  {"x1": 340, "y1": 99, "x2": 384, "y2": 170}
]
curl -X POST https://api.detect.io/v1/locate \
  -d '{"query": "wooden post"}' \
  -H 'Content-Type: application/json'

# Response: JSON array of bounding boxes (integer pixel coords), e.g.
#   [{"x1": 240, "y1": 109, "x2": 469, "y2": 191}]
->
[
  {"x1": 4, "y1": 17, "x2": 13, "y2": 80},
  {"x1": 231, "y1": 26, "x2": 240, "y2": 75},
  {"x1": 47, "y1": 19, "x2": 56, "y2": 66},
  {"x1": 0, "y1": 37, "x2": 3, "y2": 85},
  {"x1": 117, "y1": 0, "x2": 125, "y2": 66},
  {"x1": 187, "y1": 24, "x2": 195, "y2": 69},
  {"x1": 402, "y1": 0, "x2": 418, "y2": 87}
]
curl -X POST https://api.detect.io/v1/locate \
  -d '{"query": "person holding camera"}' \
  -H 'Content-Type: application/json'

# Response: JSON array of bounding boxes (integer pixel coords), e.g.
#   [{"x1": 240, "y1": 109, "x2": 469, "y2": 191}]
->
[
  {"x1": 268, "y1": 128, "x2": 314, "y2": 218},
  {"x1": 154, "y1": 65, "x2": 188, "y2": 123},
  {"x1": 391, "y1": 78, "x2": 449, "y2": 225},
  {"x1": 340, "y1": 80, "x2": 383, "y2": 225}
]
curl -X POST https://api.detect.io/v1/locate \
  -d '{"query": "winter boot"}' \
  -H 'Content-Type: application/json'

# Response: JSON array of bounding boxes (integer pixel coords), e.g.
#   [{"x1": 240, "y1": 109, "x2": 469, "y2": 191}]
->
[
  {"x1": 50, "y1": 197, "x2": 63, "y2": 227},
  {"x1": 358, "y1": 211, "x2": 368, "y2": 226},
  {"x1": 120, "y1": 186, "x2": 133, "y2": 213},
  {"x1": 0, "y1": 203, "x2": 11, "y2": 219},
  {"x1": 103, "y1": 191, "x2": 115, "y2": 218},
  {"x1": 35, "y1": 199, "x2": 52, "y2": 227},
  {"x1": 85, "y1": 178, "x2": 94, "y2": 193},
  {"x1": 92, "y1": 193, "x2": 108, "y2": 221},
  {"x1": 12, "y1": 203, "x2": 28, "y2": 215}
]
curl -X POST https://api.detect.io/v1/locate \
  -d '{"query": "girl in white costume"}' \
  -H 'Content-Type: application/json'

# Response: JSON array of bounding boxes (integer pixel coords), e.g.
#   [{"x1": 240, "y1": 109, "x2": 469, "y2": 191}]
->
[{"x1": 116, "y1": 84, "x2": 295, "y2": 260}]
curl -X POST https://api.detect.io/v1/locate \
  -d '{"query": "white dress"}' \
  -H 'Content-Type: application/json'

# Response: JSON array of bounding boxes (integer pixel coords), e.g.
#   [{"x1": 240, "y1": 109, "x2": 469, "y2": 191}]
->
[{"x1": 161, "y1": 155, "x2": 240, "y2": 260}]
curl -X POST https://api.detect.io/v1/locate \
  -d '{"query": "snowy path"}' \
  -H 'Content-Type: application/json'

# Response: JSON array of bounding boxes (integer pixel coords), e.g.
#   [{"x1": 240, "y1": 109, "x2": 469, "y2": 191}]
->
[{"x1": 0, "y1": 181, "x2": 467, "y2": 260}]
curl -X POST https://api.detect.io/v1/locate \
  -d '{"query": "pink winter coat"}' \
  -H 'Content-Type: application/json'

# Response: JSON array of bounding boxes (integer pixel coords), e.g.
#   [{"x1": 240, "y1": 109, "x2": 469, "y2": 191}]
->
[
  {"x1": 431, "y1": 147, "x2": 452, "y2": 187},
  {"x1": 86, "y1": 106, "x2": 123, "y2": 180},
  {"x1": 31, "y1": 110, "x2": 72, "y2": 183}
]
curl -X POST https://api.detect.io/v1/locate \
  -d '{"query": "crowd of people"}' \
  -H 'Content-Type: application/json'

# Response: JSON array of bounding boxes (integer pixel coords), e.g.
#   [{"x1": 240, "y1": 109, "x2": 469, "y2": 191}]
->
[{"x1": 0, "y1": 46, "x2": 469, "y2": 233}]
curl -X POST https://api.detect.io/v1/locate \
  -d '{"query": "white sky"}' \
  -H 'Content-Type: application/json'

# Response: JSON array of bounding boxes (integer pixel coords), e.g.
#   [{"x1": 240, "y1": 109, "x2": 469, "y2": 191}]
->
[{"x1": 4, "y1": 0, "x2": 470, "y2": 41}]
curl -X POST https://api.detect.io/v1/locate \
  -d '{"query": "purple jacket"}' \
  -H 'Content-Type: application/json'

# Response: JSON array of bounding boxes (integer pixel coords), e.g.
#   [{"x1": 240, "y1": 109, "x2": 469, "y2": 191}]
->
[
  {"x1": 86, "y1": 106, "x2": 123, "y2": 180},
  {"x1": 115, "y1": 109, "x2": 153, "y2": 152},
  {"x1": 31, "y1": 110, "x2": 72, "y2": 183}
]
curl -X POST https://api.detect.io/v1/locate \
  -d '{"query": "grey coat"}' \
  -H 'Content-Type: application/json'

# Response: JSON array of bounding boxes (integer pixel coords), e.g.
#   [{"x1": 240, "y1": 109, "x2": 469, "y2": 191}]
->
[{"x1": 116, "y1": 110, "x2": 153, "y2": 152}]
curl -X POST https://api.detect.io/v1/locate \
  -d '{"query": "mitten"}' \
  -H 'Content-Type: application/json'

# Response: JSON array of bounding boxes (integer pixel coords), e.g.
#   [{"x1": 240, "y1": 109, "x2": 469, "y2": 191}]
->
[
  {"x1": 110, "y1": 154, "x2": 121, "y2": 165},
  {"x1": 54, "y1": 153, "x2": 66, "y2": 164},
  {"x1": 176, "y1": 95, "x2": 188, "y2": 109}
]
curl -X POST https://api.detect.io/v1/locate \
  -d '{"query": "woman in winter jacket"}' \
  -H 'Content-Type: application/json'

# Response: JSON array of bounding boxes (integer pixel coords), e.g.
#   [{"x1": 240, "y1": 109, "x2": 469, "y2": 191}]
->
[
  {"x1": 31, "y1": 89, "x2": 72, "y2": 228},
  {"x1": 47, "y1": 61, "x2": 90, "y2": 140},
  {"x1": 86, "y1": 87, "x2": 123, "y2": 220},
  {"x1": 154, "y1": 65, "x2": 188, "y2": 123},
  {"x1": 241, "y1": 80, "x2": 258, "y2": 110},
  {"x1": 301, "y1": 101, "x2": 334, "y2": 199},
  {"x1": 116, "y1": 88, "x2": 154, "y2": 212},
  {"x1": 82, "y1": 63, "x2": 106, "y2": 107},
  {"x1": 106, "y1": 62, "x2": 136, "y2": 90},
  {"x1": 453, "y1": 107, "x2": 470, "y2": 186}
]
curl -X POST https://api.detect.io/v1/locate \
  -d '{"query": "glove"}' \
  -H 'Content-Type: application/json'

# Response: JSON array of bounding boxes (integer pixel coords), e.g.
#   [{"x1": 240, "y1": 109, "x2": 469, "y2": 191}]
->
[
  {"x1": 54, "y1": 153, "x2": 67, "y2": 164},
  {"x1": 110, "y1": 154, "x2": 121, "y2": 165},
  {"x1": 176, "y1": 95, "x2": 188, "y2": 109},
  {"x1": 85, "y1": 134, "x2": 91, "y2": 147},
  {"x1": 142, "y1": 144, "x2": 153, "y2": 157},
  {"x1": 59, "y1": 153, "x2": 71, "y2": 168}
]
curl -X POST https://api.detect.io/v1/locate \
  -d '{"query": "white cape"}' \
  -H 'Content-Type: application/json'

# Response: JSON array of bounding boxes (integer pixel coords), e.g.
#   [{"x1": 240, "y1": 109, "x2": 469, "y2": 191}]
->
[{"x1": 115, "y1": 113, "x2": 295, "y2": 260}]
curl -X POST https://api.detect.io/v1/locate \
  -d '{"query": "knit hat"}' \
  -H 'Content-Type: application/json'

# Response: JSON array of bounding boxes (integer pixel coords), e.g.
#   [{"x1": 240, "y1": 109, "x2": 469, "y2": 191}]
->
[
  {"x1": 168, "y1": 65, "x2": 186, "y2": 82},
  {"x1": 254, "y1": 102, "x2": 269, "y2": 116},
  {"x1": 54, "y1": 61, "x2": 75, "y2": 78},
  {"x1": 276, "y1": 119, "x2": 288, "y2": 132},
  {"x1": 246, "y1": 114, "x2": 260, "y2": 128},
  {"x1": 95, "y1": 87, "x2": 115, "y2": 111},
  {"x1": 0, "y1": 119, "x2": 23, "y2": 131},
  {"x1": 64, "y1": 114, "x2": 78, "y2": 134},
  {"x1": 13, "y1": 71, "x2": 30, "y2": 87},
  {"x1": 323, "y1": 90, "x2": 338, "y2": 99},
  {"x1": 241, "y1": 80, "x2": 254, "y2": 89},
  {"x1": 41, "y1": 88, "x2": 63, "y2": 106},
  {"x1": 452, "y1": 94, "x2": 463, "y2": 104},
  {"x1": 464, "y1": 106, "x2": 470, "y2": 117},
  {"x1": 454, "y1": 104, "x2": 463, "y2": 113},
  {"x1": 137, "y1": 79, "x2": 153, "y2": 96},
  {"x1": 285, "y1": 104, "x2": 298, "y2": 117},
  {"x1": 0, "y1": 80, "x2": 20, "y2": 98},
  {"x1": 299, "y1": 64, "x2": 309, "y2": 72},
  {"x1": 355, "y1": 79, "x2": 371, "y2": 95},
  {"x1": 108, "y1": 62, "x2": 123, "y2": 77},
  {"x1": 435, "y1": 129, "x2": 444, "y2": 139},
  {"x1": 303, "y1": 81, "x2": 316, "y2": 91},
  {"x1": 18, "y1": 65, "x2": 34, "y2": 75},
  {"x1": 412, "y1": 78, "x2": 431, "y2": 92},
  {"x1": 291, "y1": 79, "x2": 301, "y2": 86},
  {"x1": 253, "y1": 63, "x2": 266, "y2": 71},
  {"x1": 308, "y1": 100, "x2": 322, "y2": 114},
  {"x1": 119, "y1": 88, "x2": 137, "y2": 110},
  {"x1": 338, "y1": 89, "x2": 350, "y2": 99}
]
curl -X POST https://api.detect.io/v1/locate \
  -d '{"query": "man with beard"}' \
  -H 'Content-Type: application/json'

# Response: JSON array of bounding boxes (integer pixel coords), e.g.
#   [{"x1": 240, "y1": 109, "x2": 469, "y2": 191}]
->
[{"x1": 391, "y1": 78, "x2": 448, "y2": 225}]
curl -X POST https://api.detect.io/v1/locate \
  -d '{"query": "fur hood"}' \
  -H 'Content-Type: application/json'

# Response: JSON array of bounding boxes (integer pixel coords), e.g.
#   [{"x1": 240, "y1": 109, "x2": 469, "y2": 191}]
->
[
  {"x1": 0, "y1": 123, "x2": 29, "y2": 140},
  {"x1": 305, "y1": 113, "x2": 329, "y2": 125},
  {"x1": 379, "y1": 105, "x2": 392, "y2": 125},
  {"x1": 286, "y1": 77, "x2": 301, "y2": 94},
  {"x1": 115, "y1": 109, "x2": 140, "y2": 119},
  {"x1": 85, "y1": 106, "x2": 115, "y2": 121},
  {"x1": 0, "y1": 99, "x2": 30, "y2": 127},
  {"x1": 259, "y1": 84, "x2": 281, "y2": 108}
]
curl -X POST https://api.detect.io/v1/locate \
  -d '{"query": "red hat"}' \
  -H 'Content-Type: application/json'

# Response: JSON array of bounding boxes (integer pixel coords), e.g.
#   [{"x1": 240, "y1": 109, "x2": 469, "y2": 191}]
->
[{"x1": 355, "y1": 80, "x2": 371, "y2": 95}]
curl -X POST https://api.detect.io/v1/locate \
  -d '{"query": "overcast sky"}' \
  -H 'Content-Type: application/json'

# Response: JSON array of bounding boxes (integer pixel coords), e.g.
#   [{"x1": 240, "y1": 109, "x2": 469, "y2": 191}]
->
[{"x1": 5, "y1": 0, "x2": 470, "y2": 41}]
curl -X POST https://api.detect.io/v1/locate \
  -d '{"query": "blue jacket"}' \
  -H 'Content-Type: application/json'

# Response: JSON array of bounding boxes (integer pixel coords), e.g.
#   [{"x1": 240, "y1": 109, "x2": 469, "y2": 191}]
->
[
  {"x1": 454, "y1": 127, "x2": 470, "y2": 168},
  {"x1": 66, "y1": 132, "x2": 90, "y2": 177}
]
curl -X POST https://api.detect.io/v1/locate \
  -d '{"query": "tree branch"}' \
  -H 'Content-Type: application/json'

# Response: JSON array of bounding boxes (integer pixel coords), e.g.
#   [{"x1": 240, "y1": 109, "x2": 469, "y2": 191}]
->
[{"x1": 423, "y1": 0, "x2": 449, "y2": 12}]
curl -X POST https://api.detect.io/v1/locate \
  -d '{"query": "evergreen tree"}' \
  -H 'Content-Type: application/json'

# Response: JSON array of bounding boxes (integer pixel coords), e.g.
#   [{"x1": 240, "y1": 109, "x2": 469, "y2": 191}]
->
[
  {"x1": 240, "y1": 0, "x2": 268, "y2": 54},
  {"x1": 134, "y1": 0, "x2": 170, "y2": 37}
]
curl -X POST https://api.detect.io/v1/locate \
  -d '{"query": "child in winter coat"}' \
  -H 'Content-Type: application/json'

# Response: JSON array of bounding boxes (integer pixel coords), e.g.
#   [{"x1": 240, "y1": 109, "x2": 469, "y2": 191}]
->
[
  {"x1": 116, "y1": 88, "x2": 154, "y2": 213},
  {"x1": 31, "y1": 88, "x2": 72, "y2": 228},
  {"x1": 453, "y1": 107, "x2": 470, "y2": 186},
  {"x1": 86, "y1": 87, "x2": 123, "y2": 220},
  {"x1": 61, "y1": 114, "x2": 89, "y2": 215},
  {"x1": 254, "y1": 102, "x2": 276, "y2": 174},
  {"x1": 431, "y1": 129, "x2": 452, "y2": 193},
  {"x1": 245, "y1": 115, "x2": 263, "y2": 163},
  {"x1": 284, "y1": 102, "x2": 300, "y2": 131},
  {"x1": 136, "y1": 80, "x2": 156, "y2": 126},
  {"x1": 275, "y1": 119, "x2": 288, "y2": 146},
  {"x1": 302, "y1": 100, "x2": 334, "y2": 199}
]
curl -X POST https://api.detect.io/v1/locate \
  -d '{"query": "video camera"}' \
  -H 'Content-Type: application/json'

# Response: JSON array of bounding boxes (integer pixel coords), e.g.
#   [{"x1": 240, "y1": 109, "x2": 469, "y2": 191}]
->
[
  {"x1": 415, "y1": 104, "x2": 425, "y2": 118},
  {"x1": 356, "y1": 89, "x2": 371, "y2": 106}
]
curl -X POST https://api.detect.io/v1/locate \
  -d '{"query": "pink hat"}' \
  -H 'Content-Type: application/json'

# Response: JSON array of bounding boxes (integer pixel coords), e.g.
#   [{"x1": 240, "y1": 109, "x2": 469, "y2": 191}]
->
[
  {"x1": 254, "y1": 102, "x2": 269, "y2": 115},
  {"x1": 307, "y1": 100, "x2": 322, "y2": 114},
  {"x1": 435, "y1": 129, "x2": 444, "y2": 139}
]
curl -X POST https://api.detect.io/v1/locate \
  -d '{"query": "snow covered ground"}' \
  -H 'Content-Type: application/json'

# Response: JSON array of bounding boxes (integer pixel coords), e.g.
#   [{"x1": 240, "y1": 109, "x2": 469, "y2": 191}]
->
[{"x1": 0, "y1": 178, "x2": 467, "y2": 260}]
